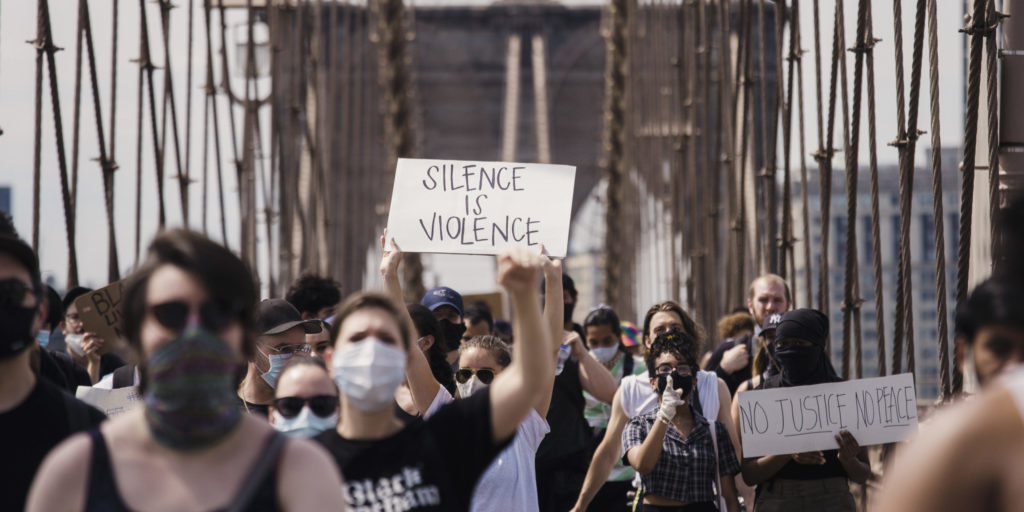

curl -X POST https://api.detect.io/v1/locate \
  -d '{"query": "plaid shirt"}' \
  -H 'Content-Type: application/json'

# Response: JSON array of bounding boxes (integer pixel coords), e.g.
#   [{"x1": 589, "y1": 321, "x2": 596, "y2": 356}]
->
[{"x1": 622, "y1": 409, "x2": 740, "y2": 503}]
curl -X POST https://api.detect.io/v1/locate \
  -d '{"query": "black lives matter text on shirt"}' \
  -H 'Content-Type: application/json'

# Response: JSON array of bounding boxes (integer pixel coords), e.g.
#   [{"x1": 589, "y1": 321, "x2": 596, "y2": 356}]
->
[
  {"x1": 315, "y1": 390, "x2": 511, "y2": 512},
  {"x1": 417, "y1": 163, "x2": 541, "y2": 248},
  {"x1": 0, "y1": 378, "x2": 105, "y2": 512}
]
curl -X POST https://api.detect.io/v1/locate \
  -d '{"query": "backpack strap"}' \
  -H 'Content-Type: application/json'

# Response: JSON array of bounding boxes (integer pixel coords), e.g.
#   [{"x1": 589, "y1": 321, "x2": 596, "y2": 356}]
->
[
  {"x1": 225, "y1": 432, "x2": 287, "y2": 512},
  {"x1": 622, "y1": 352, "x2": 634, "y2": 377}
]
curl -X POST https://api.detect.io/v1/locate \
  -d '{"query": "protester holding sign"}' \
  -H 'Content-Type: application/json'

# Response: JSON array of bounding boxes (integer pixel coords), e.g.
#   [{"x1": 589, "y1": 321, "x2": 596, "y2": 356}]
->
[
  {"x1": 61, "y1": 286, "x2": 126, "y2": 384},
  {"x1": 27, "y1": 229, "x2": 343, "y2": 511},
  {"x1": 572, "y1": 302, "x2": 738, "y2": 512},
  {"x1": 315, "y1": 246, "x2": 555, "y2": 511},
  {"x1": 622, "y1": 333, "x2": 740, "y2": 512},
  {"x1": 732, "y1": 308, "x2": 870, "y2": 512}
]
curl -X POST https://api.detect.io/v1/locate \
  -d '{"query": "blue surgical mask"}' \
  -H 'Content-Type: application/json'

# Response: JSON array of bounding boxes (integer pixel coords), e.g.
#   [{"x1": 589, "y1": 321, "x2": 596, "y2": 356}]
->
[
  {"x1": 37, "y1": 329, "x2": 51, "y2": 349},
  {"x1": 259, "y1": 350, "x2": 293, "y2": 388},
  {"x1": 272, "y1": 406, "x2": 338, "y2": 437},
  {"x1": 590, "y1": 346, "x2": 619, "y2": 364}
]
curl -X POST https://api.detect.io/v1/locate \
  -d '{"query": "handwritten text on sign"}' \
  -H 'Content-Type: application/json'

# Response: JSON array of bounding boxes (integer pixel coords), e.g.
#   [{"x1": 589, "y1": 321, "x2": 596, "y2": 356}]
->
[
  {"x1": 73, "y1": 280, "x2": 125, "y2": 351},
  {"x1": 736, "y1": 373, "x2": 918, "y2": 458},
  {"x1": 385, "y1": 159, "x2": 576, "y2": 257},
  {"x1": 76, "y1": 386, "x2": 142, "y2": 418}
]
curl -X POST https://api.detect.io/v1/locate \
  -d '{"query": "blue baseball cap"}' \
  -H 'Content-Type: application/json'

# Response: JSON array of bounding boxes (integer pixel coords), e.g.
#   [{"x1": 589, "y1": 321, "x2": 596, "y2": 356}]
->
[{"x1": 422, "y1": 286, "x2": 464, "y2": 317}]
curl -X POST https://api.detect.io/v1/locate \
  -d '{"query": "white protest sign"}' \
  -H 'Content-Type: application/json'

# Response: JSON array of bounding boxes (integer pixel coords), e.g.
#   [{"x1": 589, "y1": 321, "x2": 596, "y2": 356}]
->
[
  {"x1": 736, "y1": 373, "x2": 918, "y2": 458},
  {"x1": 385, "y1": 158, "x2": 577, "y2": 257},
  {"x1": 76, "y1": 385, "x2": 143, "y2": 417}
]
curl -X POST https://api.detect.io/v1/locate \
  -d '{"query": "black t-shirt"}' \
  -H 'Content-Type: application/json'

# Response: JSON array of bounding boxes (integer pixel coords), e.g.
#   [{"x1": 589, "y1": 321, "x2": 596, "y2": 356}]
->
[
  {"x1": 234, "y1": 395, "x2": 271, "y2": 418},
  {"x1": 38, "y1": 347, "x2": 91, "y2": 393},
  {"x1": 706, "y1": 333, "x2": 755, "y2": 396},
  {"x1": 99, "y1": 353, "x2": 127, "y2": 378},
  {"x1": 536, "y1": 358, "x2": 592, "y2": 468},
  {"x1": 315, "y1": 390, "x2": 511, "y2": 511},
  {"x1": 0, "y1": 377, "x2": 106, "y2": 512}
]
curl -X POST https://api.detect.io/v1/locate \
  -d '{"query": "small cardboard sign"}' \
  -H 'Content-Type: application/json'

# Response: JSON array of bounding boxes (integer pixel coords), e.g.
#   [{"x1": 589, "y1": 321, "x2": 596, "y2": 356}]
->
[
  {"x1": 385, "y1": 158, "x2": 576, "y2": 257},
  {"x1": 735, "y1": 373, "x2": 918, "y2": 458},
  {"x1": 73, "y1": 280, "x2": 125, "y2": 351},
  {"x1": 75, "y1": 385, "x2": 142, "y2": 417}
]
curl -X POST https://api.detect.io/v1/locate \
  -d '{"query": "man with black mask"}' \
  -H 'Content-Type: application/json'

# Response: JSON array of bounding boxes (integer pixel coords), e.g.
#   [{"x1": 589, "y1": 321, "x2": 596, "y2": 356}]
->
[
  {"x1": 422, "y1": 286, "x2": 467, "y2": 368},
  {"x1": 732, "y1": 309, "x2": 871, "y2": 512},
  {"x1": 0, "y1": 212, "x2": 105, "y2": 511}
]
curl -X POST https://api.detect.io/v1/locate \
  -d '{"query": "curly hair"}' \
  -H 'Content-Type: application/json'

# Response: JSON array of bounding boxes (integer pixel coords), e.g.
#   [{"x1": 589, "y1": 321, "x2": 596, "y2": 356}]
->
[
  {"x1": 717, "y1": 311, "x2": 755, "y2": 340},
  {"x1": 645, "y1": 329, "x2": 700, "y2": 378},
  {"x1": 641, "y1": 301, "x2": 706, "y2": 352},
  {"x1": 285, "y1": 274, "x2": 342, "y2": 317}
]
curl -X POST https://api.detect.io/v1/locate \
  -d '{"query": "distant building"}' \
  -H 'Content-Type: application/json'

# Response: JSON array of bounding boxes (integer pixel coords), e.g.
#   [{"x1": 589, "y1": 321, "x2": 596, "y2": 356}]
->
[{"x1": 795, "y1": 147, "x2": 961, "y2": 401}]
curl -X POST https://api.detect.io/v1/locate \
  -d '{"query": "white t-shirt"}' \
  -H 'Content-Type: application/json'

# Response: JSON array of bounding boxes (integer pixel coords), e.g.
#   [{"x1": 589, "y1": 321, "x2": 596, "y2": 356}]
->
[{"x1": 425, "y1": 387, "x2": 550, "y2": 512}]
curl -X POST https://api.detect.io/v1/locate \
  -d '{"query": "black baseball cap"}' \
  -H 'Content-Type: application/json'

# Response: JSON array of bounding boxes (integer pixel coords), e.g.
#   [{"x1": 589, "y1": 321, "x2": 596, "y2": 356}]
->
[
  {"x1": 760, "y1": 312, "x2": 784, "y2": 334},
  {"x1": 256, "y1": 299, "x2": 323, "y2": 335}
]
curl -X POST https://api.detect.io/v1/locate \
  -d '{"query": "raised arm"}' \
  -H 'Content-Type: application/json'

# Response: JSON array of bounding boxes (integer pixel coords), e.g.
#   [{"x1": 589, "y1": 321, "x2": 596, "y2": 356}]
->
[
  {"x1": 537, "y1": 247, "x2": 563, "y2": 417},
  {"x1": 575, "y1": 338, "x2": 618, "y2": 404},
  {"x1": 571, "y1": 388, "x2": 629, "y2": 512},
  {"x1": 488, "y1": 249, "x2": 554, "y2": 443},
  {"x1": 380, "y1": 234, "x2": 439, "y2": 415}
]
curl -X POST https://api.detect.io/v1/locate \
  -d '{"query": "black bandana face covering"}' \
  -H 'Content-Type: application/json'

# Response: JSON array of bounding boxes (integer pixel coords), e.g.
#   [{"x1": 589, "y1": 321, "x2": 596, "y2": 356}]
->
[
  {"x1": 143, "y1": 328, "x2": 242, "y2": 451},
  {"x1": 440, "y1": 319, "x2": 467, "y2": 350},
  {"x1": 0, "y1": 279, "x2": 38, "y2": 358}
]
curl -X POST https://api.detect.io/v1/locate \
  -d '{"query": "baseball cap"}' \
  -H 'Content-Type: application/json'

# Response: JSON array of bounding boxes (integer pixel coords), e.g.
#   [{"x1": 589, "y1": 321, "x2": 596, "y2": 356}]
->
[
  {"x1": 256, "y1": 299, "x2": 323, "y2": 335},
  {"x1": 422, "y1": 286, "x2": 464, "y2": 317},
  {"x1": 760, "y1": 312, "x2": 784, "y2": 335}
]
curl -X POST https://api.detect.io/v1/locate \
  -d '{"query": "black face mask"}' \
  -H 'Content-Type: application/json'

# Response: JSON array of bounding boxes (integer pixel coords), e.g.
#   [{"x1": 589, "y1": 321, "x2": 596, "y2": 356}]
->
[
  {"x1": 774, "y1": 344, "x2": 821, "y2": 384},
  {"x1": 440, "y1": 320, "x2": 467, "y2": 351},
  {"x1": 564, "y1": 302, "x2": 576, "y2": 324},
  {"x1": 656, "y1": 370, "x2": 694, "y2": 396},
  {"x1": 0, "y1": 303, "x2": 38, "y2": 359}
]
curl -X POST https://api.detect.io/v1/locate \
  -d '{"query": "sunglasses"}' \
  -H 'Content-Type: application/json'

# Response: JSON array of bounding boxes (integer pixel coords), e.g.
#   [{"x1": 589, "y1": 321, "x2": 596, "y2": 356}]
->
[
  {"x1": 265, "y1": 343, "x2": 312, "y2": 356},
  {"x1": 148, "y1": 300, "x2": 236, "y2": 332},
  {"x1": 455, "y1": 368, "x2": 495, "y2": 385},
  {"x1": 273, "y1": 395, "x2": 339, "y2": 419}
]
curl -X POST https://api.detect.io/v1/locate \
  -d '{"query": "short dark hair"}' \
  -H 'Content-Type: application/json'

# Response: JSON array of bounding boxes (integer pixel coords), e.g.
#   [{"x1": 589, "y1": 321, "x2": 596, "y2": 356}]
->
[
  {"x1": 460, "y1": 334, "x2": 512, "y2": 368},
  {"x1": 465, "y1": 302, "x2": 494, "y2": 332},
  {"x1": 956, "y1": 277, "x2": 1024, "y2": 345},
  {"x1": 45, "y1": 286, "x2": 63, "y2": 329},
  {"x1": 584, "y1": 306, "x2": 622, "y2": 336},
  {"x1": 285, "y1": 274, "x2": 342, "y2": 316},
  {"x1": 122, "y1": 229, "x2": 259, "y2": 360},
  {"x1": 408, "y1": 303, "x2": 456, "y2": 395},
  {"x1": 63, "y1": 286, "x2": 93, "y2": 312},
  {"x1": 645, "y1": 329, "x2": 699, "y2": 378}
]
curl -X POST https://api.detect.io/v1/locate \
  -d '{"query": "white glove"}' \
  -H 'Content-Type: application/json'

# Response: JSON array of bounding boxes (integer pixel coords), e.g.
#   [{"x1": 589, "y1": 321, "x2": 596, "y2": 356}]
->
[{"x1": 657, "y1": 374, "x2": 686, "y2": 424}]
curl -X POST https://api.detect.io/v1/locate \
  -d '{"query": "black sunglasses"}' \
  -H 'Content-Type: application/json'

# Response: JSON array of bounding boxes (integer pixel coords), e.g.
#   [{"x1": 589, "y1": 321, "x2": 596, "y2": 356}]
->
[
  {"x1": 272, "y1": 395, "x2": 339, "y2": 419},
  {"x1": 455, "y1": 368, "x2": 495, "y2": 385},
  {"x1": 148, "y1": 300, "x2": 235, "y2": 333}
]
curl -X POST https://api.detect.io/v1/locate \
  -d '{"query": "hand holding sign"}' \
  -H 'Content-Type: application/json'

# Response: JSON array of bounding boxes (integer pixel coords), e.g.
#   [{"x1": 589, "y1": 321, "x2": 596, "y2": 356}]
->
[
  {"x1": 72, "y1": 280, "x2": 125, "y2": 353},
  {"x1": 386, "y1": 158, "x2": 576, "y2": 257}
]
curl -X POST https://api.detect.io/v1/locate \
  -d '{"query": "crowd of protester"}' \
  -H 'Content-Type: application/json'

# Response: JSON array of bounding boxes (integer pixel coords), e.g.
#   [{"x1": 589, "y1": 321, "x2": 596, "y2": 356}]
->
[{"x1": 3, "y1": 201, "x2": 1024, "y2": 511}]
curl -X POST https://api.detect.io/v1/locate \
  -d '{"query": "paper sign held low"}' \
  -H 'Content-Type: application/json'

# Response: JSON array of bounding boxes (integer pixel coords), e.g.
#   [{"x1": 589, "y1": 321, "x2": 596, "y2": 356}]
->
[
  {"x1": 73, "y1": 280, "x2": 125, "y2": 351},
  {"x1": 736, "y1": 373, "x2": 918, "y2": 458},
  {"x1": 385, "y1": 158, "x2": 576, "y2": 257},
  {"x1": 76, "y1": 386, "x2": 142, "y2": 417}
]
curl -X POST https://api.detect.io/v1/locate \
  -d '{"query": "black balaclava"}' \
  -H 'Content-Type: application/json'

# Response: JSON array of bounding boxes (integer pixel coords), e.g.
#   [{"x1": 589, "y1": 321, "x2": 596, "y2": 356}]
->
[{"x1": 769, "y1": 308, "x2": 841, "y2": 387}]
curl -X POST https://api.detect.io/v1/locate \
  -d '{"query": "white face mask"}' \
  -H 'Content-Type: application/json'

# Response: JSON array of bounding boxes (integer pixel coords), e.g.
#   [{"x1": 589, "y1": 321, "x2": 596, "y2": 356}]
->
[
  {"x1": 332, "y1": 337, "x2": 407, "y2": 412},
  {"x1": 590, "y1": 346, "x2": 619, "y2": 364},
  {"x1": 456, "y1": 374, "x2": 488, "y2": 398},
  {"x1": 259, "y1": 350, "x2": 293, "y2": 388},
  {"x1": 272, "y1": 406, "x2": 338, "y2": 438}
]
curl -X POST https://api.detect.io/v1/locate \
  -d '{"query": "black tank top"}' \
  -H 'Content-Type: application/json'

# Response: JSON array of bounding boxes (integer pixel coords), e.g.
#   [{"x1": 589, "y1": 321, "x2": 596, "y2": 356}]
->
[{"x1": 85, "y1": 429, "x2": 284, "y2": 511}]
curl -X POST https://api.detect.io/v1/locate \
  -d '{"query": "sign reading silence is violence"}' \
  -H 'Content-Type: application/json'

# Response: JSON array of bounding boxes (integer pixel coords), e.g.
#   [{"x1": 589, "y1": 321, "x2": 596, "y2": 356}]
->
[
  {"x1": 385, "y1": 158, "x2": 576, "y2": 257},
  {"x1": 736, "y1": 373, "x2": 919, "y2": 458}
]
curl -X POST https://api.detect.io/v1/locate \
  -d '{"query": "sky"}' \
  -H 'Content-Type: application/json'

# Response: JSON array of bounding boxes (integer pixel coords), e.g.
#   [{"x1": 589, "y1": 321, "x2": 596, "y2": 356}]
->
[{"x1": 0, "y1": 0, "x2": 968, "y2": 294}]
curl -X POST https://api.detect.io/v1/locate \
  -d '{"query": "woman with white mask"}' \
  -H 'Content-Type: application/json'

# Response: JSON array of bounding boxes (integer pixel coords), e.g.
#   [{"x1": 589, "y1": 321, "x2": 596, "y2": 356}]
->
[
  {"x1": 27, "y1": 229, "x2": 343, "y2": 511},
  {"x1": 314, "y1": 239, "x2": 555, "y2": 511},
  {"x1": 581, "y1": 305, "x2": 648, "y2": 511},
  {"x1": 270, "y1": 357, "x2": 338, "y2": 438}
]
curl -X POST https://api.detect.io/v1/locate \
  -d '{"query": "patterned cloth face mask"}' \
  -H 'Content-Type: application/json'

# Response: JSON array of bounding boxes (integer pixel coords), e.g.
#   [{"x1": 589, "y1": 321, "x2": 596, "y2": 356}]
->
[{"x1": 144, "y1": 327, "x2": 243, "y2": 451}]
